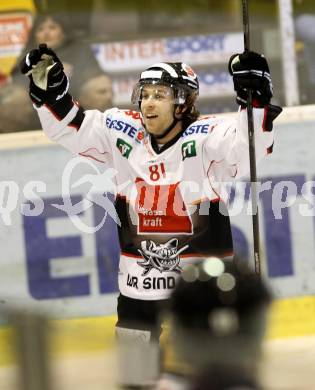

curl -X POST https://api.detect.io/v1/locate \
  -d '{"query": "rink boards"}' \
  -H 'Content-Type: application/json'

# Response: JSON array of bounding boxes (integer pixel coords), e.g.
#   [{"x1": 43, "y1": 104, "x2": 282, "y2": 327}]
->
[{"x1": 0, "y1": 105, "x2": 315, "y2": 363}]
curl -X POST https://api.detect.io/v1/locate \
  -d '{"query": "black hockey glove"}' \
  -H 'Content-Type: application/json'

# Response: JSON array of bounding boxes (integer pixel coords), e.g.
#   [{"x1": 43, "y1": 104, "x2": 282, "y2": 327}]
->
[
  {"x1": 228, "y1": 51, "x2": 273, "y2": 107},
  {"x1": 20, "y1": 43, "x2": 69, "y2": 107}
]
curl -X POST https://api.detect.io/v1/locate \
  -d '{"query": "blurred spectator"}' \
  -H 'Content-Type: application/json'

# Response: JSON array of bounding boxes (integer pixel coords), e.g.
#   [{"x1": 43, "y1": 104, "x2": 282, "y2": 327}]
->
[
  {"x1": 12, "y1": 15, "x2": 101, "y2": 96},
  {"x1": 295, "y1": 13, "x2": 315, "y2": 103},
  {"x1": 78, "y1": 73, "x2": 113, "y2": 111},
  {"x1": 0, "y1": 84, "x2": 39, "y2": 133},
  {"x1": 12, "y1": 13, "x2": 111, "y2": 98},
  {"x1": 157, "y1": 258, "x2": 272, "y2": 390},
  {"x1": 0, "y1": 13, "x2": 113, "y2": 133}
]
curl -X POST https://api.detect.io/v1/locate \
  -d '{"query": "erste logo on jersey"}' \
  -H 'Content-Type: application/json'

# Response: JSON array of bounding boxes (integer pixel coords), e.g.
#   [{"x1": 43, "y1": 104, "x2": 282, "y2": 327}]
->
[
  {"x1": 182, "y1": 123, "x2": 209, "y2": 137},
  {"x1": 106, "y1": 117, "x2": 138, "y2": 139},
  {"x1": 106, "y1": 111, "x2": 144, "y2": 143}
]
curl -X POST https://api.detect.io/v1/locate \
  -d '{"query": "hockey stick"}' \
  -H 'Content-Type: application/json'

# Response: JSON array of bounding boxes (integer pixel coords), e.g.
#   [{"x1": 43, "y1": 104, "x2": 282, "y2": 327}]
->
[{"x1": 241, "y1": 0, "x2": 261, "y2": 275}]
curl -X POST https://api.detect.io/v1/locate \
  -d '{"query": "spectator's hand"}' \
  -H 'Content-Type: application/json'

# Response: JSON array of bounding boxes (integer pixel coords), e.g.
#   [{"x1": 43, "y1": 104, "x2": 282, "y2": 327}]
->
[
  {"x1": 20, "y1": 44, "x2": 69, "y2": 106},
  {"x1": 228, "y1": 51, "x2": 273, "y2": 107}
]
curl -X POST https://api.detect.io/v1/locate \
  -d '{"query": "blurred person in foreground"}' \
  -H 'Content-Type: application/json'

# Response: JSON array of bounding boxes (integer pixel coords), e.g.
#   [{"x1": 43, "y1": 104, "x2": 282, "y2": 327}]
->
[
  {"x1": 157, "y1": 258, "x2": 272, "y2": 390},
  {"x1": 19, "y1": 43, "x2": 281, "y2": 388}
]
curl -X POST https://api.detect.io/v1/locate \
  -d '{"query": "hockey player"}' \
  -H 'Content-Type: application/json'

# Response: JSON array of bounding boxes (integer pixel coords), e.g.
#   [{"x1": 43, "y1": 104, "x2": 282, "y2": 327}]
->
[{"x1": 20, "y1": 44, "x2": 280, "y2": 385}]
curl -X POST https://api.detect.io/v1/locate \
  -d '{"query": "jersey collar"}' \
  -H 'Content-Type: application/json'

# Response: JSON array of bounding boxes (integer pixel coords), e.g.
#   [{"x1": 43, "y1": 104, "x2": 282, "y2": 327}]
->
[{"x1": 150, "y1": 129, "x2": 184, "y2": 154}]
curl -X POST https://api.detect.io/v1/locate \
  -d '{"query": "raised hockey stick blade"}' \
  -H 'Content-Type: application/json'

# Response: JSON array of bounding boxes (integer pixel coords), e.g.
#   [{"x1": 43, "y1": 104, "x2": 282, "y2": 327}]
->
[{"x1": 242, "y1": 0, "x2": 261, "y2": 275}]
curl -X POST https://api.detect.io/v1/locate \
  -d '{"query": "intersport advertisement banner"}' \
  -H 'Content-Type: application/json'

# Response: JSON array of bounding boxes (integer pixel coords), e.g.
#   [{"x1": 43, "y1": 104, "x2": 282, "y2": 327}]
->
[
  {"x1": 93, "y1": 32, "x2": 243, "y2": 105},
  {"x1": 92, "y1": 32, "x2": 244, "y2": 72}
]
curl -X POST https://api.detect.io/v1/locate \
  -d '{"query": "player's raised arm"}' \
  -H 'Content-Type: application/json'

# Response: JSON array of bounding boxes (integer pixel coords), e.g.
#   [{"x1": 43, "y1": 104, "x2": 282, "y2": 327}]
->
[
  {"x1": 230, "y1": 50, "x2": 282, "y2": 177},
  {"x1": 20, "y1": 44, "x2": 111, "y2": 161},
  {"x1": 20, "y1": 44, "x2": 83, "y2": 128},
  {"x1": 204, "y1": 50, "x2": 282, "y2": 180}
]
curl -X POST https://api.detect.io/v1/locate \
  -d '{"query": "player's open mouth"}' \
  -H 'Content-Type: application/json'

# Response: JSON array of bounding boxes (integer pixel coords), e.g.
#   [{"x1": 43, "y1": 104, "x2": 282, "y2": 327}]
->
[{"x1": 146, "y1": 115, "x2": 158, "y2": 119}]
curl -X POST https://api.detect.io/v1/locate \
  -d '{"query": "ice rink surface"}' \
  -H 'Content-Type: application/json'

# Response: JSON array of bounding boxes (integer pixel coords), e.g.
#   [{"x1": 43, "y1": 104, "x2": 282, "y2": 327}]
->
[
  {"x1": 0, "y1": 335, "x2": 314, "y2": 389},
  {"x1": 260, "y1": 336, "x2": 315, "y2": 389}
]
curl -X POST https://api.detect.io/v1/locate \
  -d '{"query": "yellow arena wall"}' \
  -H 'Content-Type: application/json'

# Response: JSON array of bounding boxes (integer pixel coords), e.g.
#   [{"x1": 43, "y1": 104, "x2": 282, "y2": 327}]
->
[
  {"x1": 0, "y1": 1, "x2": 35, "y2": 74},
  {"x1": 1, "y1": 294, "x2": 315, "y2": 367}
]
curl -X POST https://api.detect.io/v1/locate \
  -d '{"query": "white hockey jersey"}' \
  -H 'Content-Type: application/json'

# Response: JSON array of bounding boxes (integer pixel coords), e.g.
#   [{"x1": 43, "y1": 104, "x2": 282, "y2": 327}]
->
[{"x1": 36, "y1": 102, "x2": 276, "y2": 300}]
